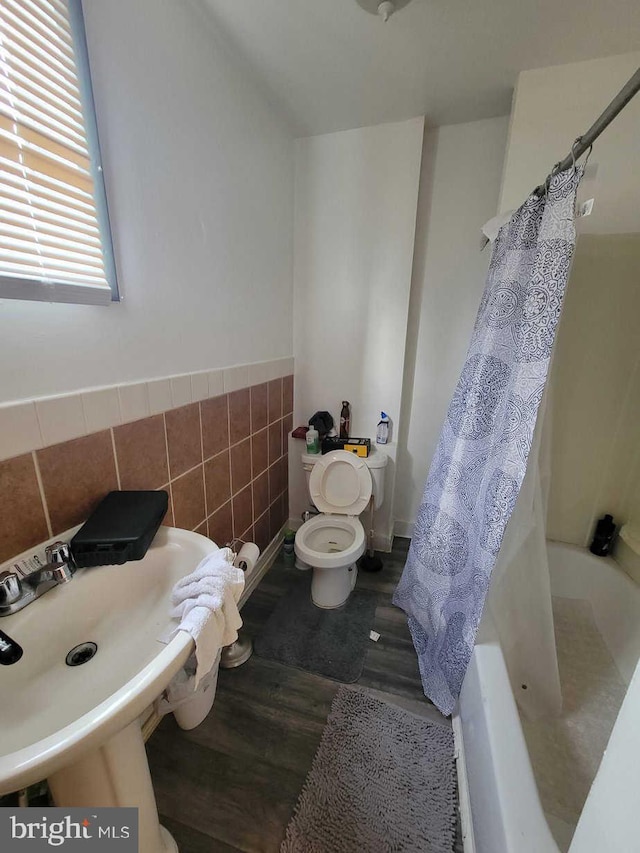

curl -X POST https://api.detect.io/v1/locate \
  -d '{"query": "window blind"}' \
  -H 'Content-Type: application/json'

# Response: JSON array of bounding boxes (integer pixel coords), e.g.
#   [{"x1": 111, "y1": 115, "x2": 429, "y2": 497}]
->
[{"x1": 0, "y1": 0, "x2": 117, "y2": 305}]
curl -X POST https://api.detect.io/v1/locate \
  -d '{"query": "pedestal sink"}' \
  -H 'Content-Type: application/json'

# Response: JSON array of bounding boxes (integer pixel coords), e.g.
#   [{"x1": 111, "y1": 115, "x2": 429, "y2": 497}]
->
[{"x1": 0, "y1": 526, "x2": 216, "y2": 853}]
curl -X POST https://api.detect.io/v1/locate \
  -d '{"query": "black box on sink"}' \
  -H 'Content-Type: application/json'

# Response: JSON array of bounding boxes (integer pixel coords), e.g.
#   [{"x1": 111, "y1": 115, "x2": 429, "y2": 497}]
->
[{"x1": 70, "y1": 490, "x2": 168, "y2": 568}]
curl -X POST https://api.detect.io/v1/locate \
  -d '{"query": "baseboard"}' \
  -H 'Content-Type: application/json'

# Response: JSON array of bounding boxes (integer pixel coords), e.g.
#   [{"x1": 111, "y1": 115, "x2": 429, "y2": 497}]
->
[
  {"x1": 452, "y1": 711, "x2": 476, "y2": 853},
  {"x1": 142, "y1": 527, "x2": 285, "y2": 743},
  {"x1": 394, "y1": 519, "x2": 414, "y2": 539},
  {"x1": 372, "y1": 531, "x2": 393, "y2": 552},
  {"x1": 239, "y1": 524, "x2": 286, "y2": 607}
]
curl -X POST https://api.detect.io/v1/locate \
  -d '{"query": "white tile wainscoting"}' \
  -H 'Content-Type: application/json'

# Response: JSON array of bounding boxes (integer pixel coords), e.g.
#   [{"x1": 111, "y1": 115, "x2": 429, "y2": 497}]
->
[{"x1": 0, "y1": 358, "x2": 294, "y2": 464}]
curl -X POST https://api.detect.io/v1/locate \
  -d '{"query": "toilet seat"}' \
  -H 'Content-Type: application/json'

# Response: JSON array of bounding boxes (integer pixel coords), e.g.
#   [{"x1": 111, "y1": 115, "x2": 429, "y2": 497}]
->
[
  {"x1": 309, "y1": 450, "x2": 372, "y2": 516},
  {"x1": 294, "y1": 514, "x2": 366, "y2": 569}
]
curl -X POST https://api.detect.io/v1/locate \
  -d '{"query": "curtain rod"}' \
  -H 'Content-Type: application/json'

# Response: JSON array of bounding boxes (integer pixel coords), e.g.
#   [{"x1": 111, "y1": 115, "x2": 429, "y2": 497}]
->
[{"x1": 535, "y1": 65, "x2": 640, "y2": 195}]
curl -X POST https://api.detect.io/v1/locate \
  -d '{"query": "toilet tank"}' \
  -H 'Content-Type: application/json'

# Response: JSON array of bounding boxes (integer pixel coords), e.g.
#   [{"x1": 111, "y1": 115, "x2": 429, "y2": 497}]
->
[
  {"x1": 365, "y1": 448, "x2": 387, "y2": 510},
  {"x1": 301, "y1": 446, "x2": 388, "y2": 511}
]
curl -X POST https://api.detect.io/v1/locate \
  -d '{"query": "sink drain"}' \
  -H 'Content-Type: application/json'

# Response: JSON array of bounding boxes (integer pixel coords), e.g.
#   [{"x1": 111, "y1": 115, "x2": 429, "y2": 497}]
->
[{"x1": 66, "y1": 642, "x2": 97, "y2": 667}]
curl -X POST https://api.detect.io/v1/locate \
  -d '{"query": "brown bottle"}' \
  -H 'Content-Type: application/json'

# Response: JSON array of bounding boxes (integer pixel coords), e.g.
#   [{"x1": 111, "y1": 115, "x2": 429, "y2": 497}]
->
[{"x1": 340, "y1": 401, "x2": 350, "y2": 439}]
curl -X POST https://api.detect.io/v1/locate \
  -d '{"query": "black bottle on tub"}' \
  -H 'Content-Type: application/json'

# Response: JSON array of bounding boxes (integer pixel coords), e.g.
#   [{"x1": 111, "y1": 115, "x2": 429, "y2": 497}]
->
[{"x1": 589, "y1": 514, "x2": 616, "y2": 557}]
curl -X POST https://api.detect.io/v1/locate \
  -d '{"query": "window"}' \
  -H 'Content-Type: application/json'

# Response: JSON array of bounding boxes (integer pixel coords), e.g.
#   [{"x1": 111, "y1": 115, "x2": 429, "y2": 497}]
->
[{"x1": 0, "y1": 0, "x2": 118, "y2": 305}]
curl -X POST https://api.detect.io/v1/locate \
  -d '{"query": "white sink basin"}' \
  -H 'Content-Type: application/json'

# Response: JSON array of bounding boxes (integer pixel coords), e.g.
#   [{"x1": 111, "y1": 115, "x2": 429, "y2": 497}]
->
[{"x1": 0, "y1": 526, "x2": 217, "y2": 852}]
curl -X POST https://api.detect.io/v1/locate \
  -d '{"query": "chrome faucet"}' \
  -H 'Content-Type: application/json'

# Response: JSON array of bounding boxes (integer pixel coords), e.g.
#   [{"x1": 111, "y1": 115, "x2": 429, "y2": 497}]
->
[{"x1": 0, "y1": 541, "x2": 75, "y2": 617}]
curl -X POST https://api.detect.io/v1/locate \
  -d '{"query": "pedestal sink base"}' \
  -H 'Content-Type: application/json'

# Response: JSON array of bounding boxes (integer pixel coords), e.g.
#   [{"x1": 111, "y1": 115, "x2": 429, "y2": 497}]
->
[
  {"x1": 48, "y1": 721, "x2": 175, "y2": 853},
  {"x1": 160, "y1": 827, "x2": 178, "y2": 853}
]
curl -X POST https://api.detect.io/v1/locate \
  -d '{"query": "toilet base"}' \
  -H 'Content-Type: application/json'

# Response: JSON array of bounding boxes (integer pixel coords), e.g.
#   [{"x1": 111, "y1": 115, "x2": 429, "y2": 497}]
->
[{"x1": 311, "y1": 563, "x2": 358, "y2": 609}]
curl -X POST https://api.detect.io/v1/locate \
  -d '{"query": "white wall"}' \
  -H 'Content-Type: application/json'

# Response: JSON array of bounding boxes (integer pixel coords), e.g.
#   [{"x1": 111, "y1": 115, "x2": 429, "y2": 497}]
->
[
  {"x1": 291, "y1": 118, "x2": 424, "y2": 546},
  {"x1": 499, "y1": 52, "x2": 640, "y2": 229},
  {"x1": 547, "y1": 235, "x2": 640, "y2": 546},
  {"x1": 499, "y1": 53, "x2": 640, "y2": 548},
  {"x1": 393, "y1": 117, "x2": 510, "y2": 535},
  {"x1": 0, "y1": 0, "x2": 294, "y2": 404}
]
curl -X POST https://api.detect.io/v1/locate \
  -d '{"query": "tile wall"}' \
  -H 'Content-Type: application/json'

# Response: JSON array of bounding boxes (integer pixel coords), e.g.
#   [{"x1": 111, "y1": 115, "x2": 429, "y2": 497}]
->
[{"x1": 0, "y1": 362, "x2": 293, "y2": 565}]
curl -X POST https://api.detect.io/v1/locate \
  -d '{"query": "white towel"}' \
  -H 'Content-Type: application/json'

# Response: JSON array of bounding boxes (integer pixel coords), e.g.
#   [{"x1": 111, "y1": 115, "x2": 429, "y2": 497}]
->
[{"x1": 167, "y1": 548, "x2": 244, "y2": 686}]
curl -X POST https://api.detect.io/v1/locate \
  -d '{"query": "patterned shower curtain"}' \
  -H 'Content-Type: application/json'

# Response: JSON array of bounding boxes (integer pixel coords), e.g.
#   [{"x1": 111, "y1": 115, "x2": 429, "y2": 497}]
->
[{"x1": 394, "y1": 167, "x2": 583, "y2": 715}]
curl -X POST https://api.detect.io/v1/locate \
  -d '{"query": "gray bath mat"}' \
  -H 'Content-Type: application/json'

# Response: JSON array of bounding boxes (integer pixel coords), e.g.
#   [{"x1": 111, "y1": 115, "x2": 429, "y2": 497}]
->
[
  {"x1": 254, "y1": 573, "x2": 378, "y2": 682},
  {"x1": 282, "y1": 687, "x2": 457, "y2": 852}
]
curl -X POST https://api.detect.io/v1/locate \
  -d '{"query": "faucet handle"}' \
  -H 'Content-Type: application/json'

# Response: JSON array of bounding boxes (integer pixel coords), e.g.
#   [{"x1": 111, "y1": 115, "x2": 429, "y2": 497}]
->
[
  {"x1": 51, "y1": 563, "x2": 73, "y2": 584},
  {"x1": 45, "y1": 541, "x2": 72, "y2": 566},
  {"x1": 45, "y1": 541, "x2": 74, "y2": 584},
  {"x1": 0, "y1": 571, "x2": 22, "y2": 606}
]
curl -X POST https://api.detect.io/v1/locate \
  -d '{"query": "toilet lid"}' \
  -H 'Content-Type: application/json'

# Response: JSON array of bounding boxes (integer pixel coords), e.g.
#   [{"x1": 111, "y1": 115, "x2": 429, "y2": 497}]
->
[{"x1": 309, "y1": 450, "x2": 372, "y2": 516}]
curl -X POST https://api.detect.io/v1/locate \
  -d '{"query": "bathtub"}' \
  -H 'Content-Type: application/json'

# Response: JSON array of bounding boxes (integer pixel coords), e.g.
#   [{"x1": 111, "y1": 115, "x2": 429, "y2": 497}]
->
[{"x1": 453, "y1": 541, "x2": 640, "y2": 853}]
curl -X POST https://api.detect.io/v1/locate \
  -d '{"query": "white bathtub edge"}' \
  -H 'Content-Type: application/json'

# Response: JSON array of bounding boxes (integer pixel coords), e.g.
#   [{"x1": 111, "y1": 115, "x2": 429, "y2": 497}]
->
[
  {"x1": 456, "y1": 542, "x2": 640, "y2": 853},
  {"x1": 452, "y1": 711, "x2": 476, "y2": 853},
  {"x1": 457, "y1": 615, "x2": 559, "y2": 853}
]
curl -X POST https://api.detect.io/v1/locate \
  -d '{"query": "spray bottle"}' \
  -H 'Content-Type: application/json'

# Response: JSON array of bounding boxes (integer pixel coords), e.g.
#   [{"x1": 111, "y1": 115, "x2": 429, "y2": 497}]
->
[{"x1": 376, "y1": 412, "x2": 390, "y2": 445}]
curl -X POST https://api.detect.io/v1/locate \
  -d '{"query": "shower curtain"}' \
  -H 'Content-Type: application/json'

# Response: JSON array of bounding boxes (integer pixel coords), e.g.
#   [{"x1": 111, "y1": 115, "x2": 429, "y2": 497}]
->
[
  {"x1": 486, "y1": 385, "x2": 562, "y2": 719},
  {"x1": 394, "y1": 166, "x2": 583, "y2": 716}
]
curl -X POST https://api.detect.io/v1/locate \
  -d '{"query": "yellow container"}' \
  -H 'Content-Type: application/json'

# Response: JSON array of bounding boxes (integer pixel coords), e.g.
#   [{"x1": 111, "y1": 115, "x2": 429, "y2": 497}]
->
[{"x1": 343, "y1": 442, "x2": 369, "y2": 458}]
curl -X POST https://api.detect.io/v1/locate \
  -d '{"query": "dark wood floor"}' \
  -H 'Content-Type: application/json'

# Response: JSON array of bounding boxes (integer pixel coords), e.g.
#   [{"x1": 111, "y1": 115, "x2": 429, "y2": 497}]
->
[{"x1": 146, "y1": 538, "x2": 462, "y2": 852}]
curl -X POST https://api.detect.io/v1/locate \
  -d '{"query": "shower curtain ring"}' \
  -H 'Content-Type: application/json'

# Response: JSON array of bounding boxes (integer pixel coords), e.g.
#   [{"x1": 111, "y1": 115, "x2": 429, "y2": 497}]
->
[
  {"x1": 582, "y1": 142, "x2": 594, "y2": 170},
  {"x1": 546, "y1": 160, "x2": 562, "y2": 193},
  {"x1": 570, "y1": 137, "x2": 583, "y2": 172}
]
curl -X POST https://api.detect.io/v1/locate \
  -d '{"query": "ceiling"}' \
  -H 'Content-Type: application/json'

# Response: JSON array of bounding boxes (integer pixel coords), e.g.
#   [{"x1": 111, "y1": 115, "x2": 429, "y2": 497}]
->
[{"x1": 200, "y1": 0, "x2": 640, "y2": 137}]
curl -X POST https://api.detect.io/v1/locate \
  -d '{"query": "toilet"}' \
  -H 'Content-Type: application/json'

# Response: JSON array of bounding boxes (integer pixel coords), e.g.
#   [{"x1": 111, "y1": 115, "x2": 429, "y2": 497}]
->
[{"x1": 295, "y1": 447, "x2": 387, "y2": 608}]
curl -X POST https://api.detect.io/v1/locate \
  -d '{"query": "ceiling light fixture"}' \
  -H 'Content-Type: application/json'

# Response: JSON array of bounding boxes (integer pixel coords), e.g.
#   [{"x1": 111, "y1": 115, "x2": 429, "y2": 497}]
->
[{"x1": 355, "y1": 0, "x2": 413, "y2": 23}]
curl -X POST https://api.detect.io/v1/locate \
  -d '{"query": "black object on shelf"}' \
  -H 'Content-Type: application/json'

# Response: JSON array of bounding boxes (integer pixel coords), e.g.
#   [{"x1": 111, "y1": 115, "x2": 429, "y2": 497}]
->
[
  {"x1": 308, "y1": 411, "x2": 334, "y2": 438},
  {"x1": 71, "y1": 490, "x2": 168, "y2": 567},
  {"x1": 589, "y1": 514, "x2": 616, "y2": 557}
]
